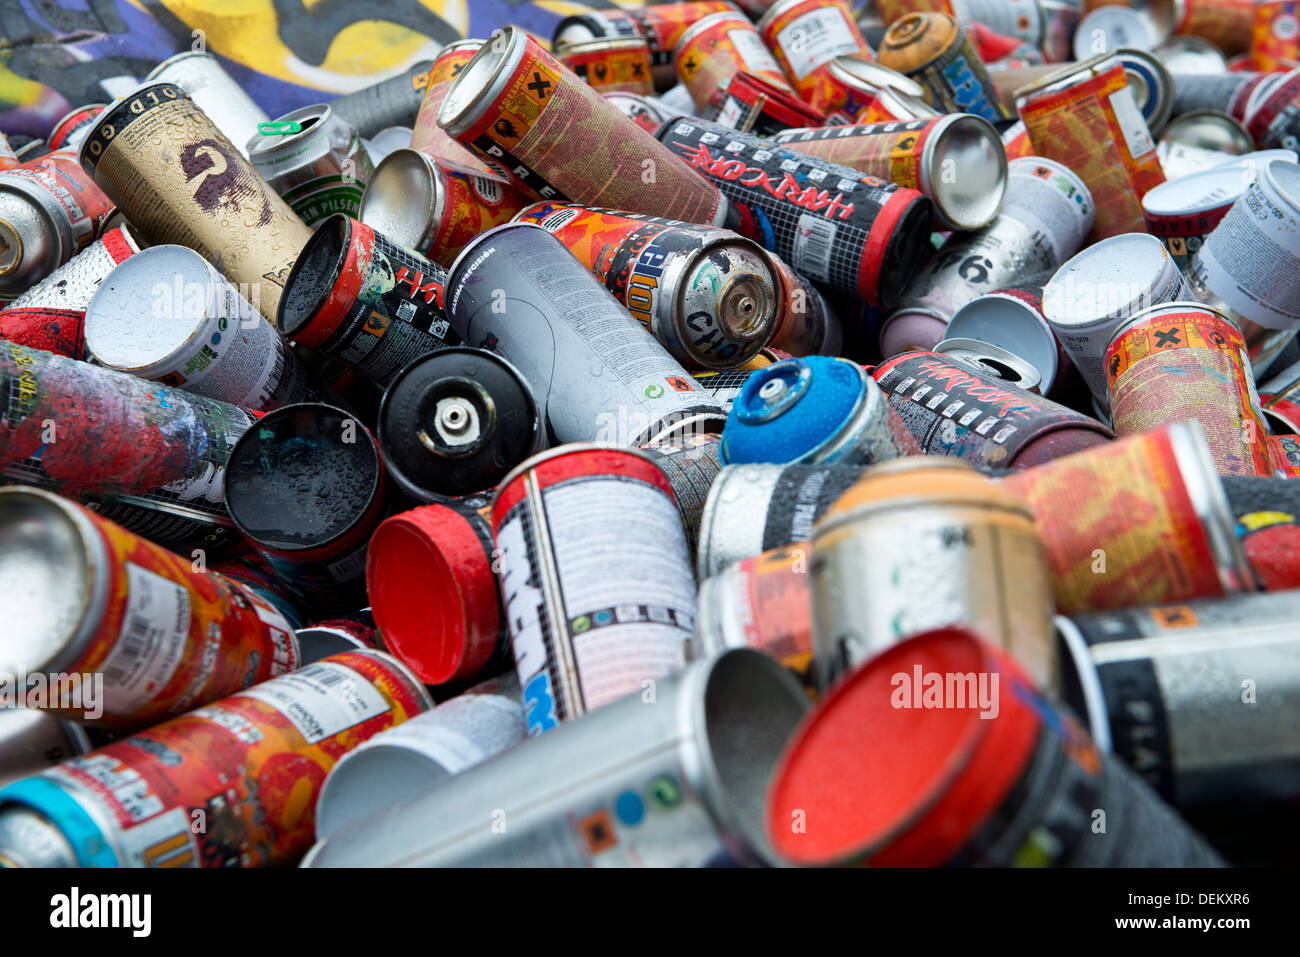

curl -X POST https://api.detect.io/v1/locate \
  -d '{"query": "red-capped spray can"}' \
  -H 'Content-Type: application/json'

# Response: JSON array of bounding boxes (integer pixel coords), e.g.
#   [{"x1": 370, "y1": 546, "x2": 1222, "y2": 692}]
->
[
  {"x1": 491, "y1": 445, "x2": 697, "y2": 737},
  {"x1": 0, "y1": 486, "x2": 300, "y2": 730},
  {"x1": 676, "y1": 12, "x2": 796, "y2": 113},
  {"x1": 0, "y1": 650, "x2": 431, "y2": 868}
]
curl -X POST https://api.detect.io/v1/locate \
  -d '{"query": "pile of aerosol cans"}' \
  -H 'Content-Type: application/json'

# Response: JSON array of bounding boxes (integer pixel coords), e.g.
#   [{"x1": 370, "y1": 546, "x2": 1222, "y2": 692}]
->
[{"x1": 2, "y1": 0, "x2": 1300, "y2": 869}]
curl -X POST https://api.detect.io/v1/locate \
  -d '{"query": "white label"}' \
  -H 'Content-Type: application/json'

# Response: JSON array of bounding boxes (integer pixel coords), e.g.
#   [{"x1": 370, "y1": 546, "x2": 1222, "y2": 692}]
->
[
  {"x1": 717, "y1": 95, "x2": 744, "y2": 129},
  {"x1": 727, "y1": 28, "x2": 783, "y2": 77},
  {"x1": 775, "y1": 8, "x2": 860, "y2": 81},
  {"x1": 375, "y1": 693, "x2": 524, "y2": 775},
  {"x1": 100, "y1": 563, "x2": 191, "y2": 715},
  {"x1": 472, "y1": 176, "x2": 503, "y2": 204},
  {"x1": 538, "y1": 207, "x2": 580, "y2": 232},
  {"x1": 235, "y1": 661, "x2": 387, "y2": 744},
  {"x1": 325, "y1": 543, "x2": 369, "y2": 583},
  {"x1": 792, "y1": 212, "x2": 836, "y2": 282},
  {"x1": 1108, "y1": 85, "x2": 1155, "y2": 160},
  {"x1": 118, "y1": 807, "x2": 198, "y2": 868}
]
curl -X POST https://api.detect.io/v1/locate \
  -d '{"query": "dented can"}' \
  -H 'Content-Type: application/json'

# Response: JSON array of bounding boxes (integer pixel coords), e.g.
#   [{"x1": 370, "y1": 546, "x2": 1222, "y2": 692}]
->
[
  {"x1": 0, "y1": 650, "x2": 431, "y2": 867},
  {"x1": 246, "y1": 104, "x2": 373, "y2": 226},
  {"x1": 146, "y1": 51, "x2": 271, "y2": 160},
  {"x1": 943, "y1": 269, "x2": 1064, "y2": 394},
  {"x1": 875, "y1": 12, "x2": 1013, "y2": 122},
  {"x1": 824, "y1": 57, "x2": 936, "y2": 122},
  {"x1": 491, "y1": 445, "x2": 697, "y2": 736},
  {"x1": 758, "y1": 0, "x2": 877, "y2": 106},
  {"x1": 512, "y1": 201, "x2": 780, "y2": 368},
  {"x1": 558, "y1": 36, "x2": 655, "y2": 96},
  {"x1": 0, "y1": 486, "x2": 300, "y2": 730},
  {"x1": 676, "y1": 12, "x2": 795, "y2": 113}
]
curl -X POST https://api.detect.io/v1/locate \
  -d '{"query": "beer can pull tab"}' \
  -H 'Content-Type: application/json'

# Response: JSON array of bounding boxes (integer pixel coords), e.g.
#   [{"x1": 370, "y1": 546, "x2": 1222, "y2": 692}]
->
[
  {"x1": 257, "y1": 120, "x2": 303, "y2": 135},
  {"x1": 737, "y1": 360, "x2": 813, "y2": 425}
]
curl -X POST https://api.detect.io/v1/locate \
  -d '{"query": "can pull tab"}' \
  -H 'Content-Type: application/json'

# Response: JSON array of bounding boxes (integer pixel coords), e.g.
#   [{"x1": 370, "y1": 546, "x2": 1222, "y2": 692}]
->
[{"x1": 258, "y1": 121, "x2": 303, "y2": 136}]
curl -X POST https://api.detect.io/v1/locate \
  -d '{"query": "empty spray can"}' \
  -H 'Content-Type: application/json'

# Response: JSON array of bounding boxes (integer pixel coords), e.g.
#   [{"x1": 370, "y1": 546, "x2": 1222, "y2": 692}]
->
[
  {"x1": 943, "y1": 269, "x2": 1064, "y2": 394},
  {"x1": 1175, "y1": 0, "x2": 1254, "y2": 55},
  {"x1": 46, "y1": 104, "x2": 106, "y2": 154},
  {"x1": 559, "y1": 36, "x2": 655, "y2": 96},
  {"x1": 704, "y1": 72, "x2": 829, "y2": 137},
  {"x1": 769, "y1": 256, "x2": 841, "y2": 356},
  {"x1": 676, "y1": 12, "x2": 795, "y2": 114},
  {"x1": 438, "y1": 27, "x2": 729, "y2": 226},
  {"x1": 491, "y1": 446, "x2": 697, "y2": 736},
  {"x1": 656, "y1": 117, "x2": 935, "y2": 309},
  {"x1": 825, "y1": 57, "x2": 937, "y2": 123},
  {"x1": 146, "y1": 51, "x2": 271, "y2": 160},
  {"x1": 246, "y1": 104, "x2": 373, "y2": 226},
  {"x1": 84, "y1": 245, "x2": 309, "y2": 411},
  {"x1": 759, "y1": 0, "x2": 877, "y2": 107},
  {"x1": 302, "y1": 649, "x2": 808, "y2": 867},
  {"x1": 935, "y1": 337, "x2": 1043, "y2": 393},
  {"x1": 79, "y1": 82, "x2": 312, "y2": 324},
  {"x1": 638, "y1": 431, "x2": 724, "y2": 559},
  {"x1": 876, "y1": 12, "x2": 1013, "y2": 122},
  {"x1": 410, "y1": 40, "x2": 511, "y2": 182},
  {"x1": 1141, "y1": 161, "x2": 1253, "y2": 271},
  {"x1": 0, "y1": 486, "x2": 299, "y2": 730},
  {"x1": 328, "y1": 61, "x2": 436, "y2": 139},
  {"x1": 513, "y1": 201, "x2": 781, "y2": 369},
  {"x1": 445, "y1": 223, "x2": 726, "y2": 446},
  {"x1": 0, "y1": 650, "x2": 431, "y2": 868}
]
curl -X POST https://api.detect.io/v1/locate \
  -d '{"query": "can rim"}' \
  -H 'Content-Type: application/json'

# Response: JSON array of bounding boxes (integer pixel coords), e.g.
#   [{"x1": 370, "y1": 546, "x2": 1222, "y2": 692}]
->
[
  {"x1": 827, "y1": 57, "x2": 928, "y2": 99},
  {"x1": 438, "y1": 26, "x2": 527, "y2": 138},
  {"x1": 1051, "y1": 614, "x2": 1113, "y2": 752},
  {"x1": 756, "y1": 0, "x2": 812, "y2": 34},
  {"x1": 925, "y1": 113, "x2": 1008, "y2": 231},
  {"x1": 557, "y1": 35, "x2": 652, "y2": 56},
  {"x1": 1012, "y1": 51, "x2": 1120, "y2": 103},
  {"x1": 1160, "y1": 109, "x2": 1253, "y2": 154},
  {"x1": 490, "y1": 442, "x2": 663, "y2": 514},
  {"x1": 144, "y1": 49, "x2": 222, "y2": 81},
  {"x1": 356, "y1": 147, "x2": 444, "y2": 256},
  {"x1": 1103, "y1": 298, "x2": 1228, "y2": 352},
  {"x1": 813, "y1": 487, "x2": 1038, "y2": 540}
]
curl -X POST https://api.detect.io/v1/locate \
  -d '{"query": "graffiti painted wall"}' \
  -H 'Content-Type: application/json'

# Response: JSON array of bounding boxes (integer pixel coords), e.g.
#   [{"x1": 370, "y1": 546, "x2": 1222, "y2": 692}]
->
[{"x1": 0, "y1": 0, "x2": 631, "y2": 138}]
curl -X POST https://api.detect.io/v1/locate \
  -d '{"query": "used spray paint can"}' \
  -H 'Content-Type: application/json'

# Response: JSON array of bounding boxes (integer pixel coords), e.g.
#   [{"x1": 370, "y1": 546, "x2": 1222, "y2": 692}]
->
[
  {"x1": 675, "y1": 12, "x2": 795, "y2": 113},
  {"x1": 1157, "y1": 111, "x2": 1254, "y2": 179},
  {"x1": 768, "y1": 257, "x2": 841, "y2": 357},
  {"x1": 84, "y1": 245, "x2": 309, "y2": 411},
  {"x1": 766, "y1": 627, "x2": 1225, "y2": 867},
  {"x1": 879, "y1": 156, "x2": 1093, "y2": 355},
  {"x1": 935, "y1": 337, "x2": 1043, "y2": 393},
  {"x1": 146, "y1": 51, "x2": 271, "y2": 160},
  {"x1": 0, "y1": 650, "x2": 431, "y2": 868},
  {"x1": 605, "y1": 90, "x2": 679, "y2": 135},
  {"x1": 809, "y1": 458, "x2": 1058, "y2": 693},
  {"x1": 1140, "y1": 162, "x2": 1253, "y2": 271},
  {"x1": 1042, "y1": 232, "x2": 1192, "y2": 404},
  {"x1": 366, "y1": 501, "x2": 507, "y2": 687},
  {"x1": 703, "y1": 72, "x2": 829, "y2": 137},
  {"x1": 223, "y1": 403, "x2": 388, "y2": 613},
  {"x1": 0, "y1": 711, "x2": 92, "y2": 791},
  {"x1": 295, "y1": 615, "x2": 381, "y2": 664},
  {"x1": 78, "y1": 82, "x2": 312, "y2": 325},
  {"x1": 445, "y1": 223, "x2": 726, "y2": 446},
  {"x1": 943, "y1": 269, "x2": 1064, "y2": 394},
  {"x1": 1169, "y1": 70, "x2": 1267, "y2": 118},
  {"x1": 1072, "y1": 5, "x2": 1162, "y2": 58},
  {"x1": 328, "y1": 61, "x2": 435, "y2": 139},
  {"x1": 360, "y1": 149, "x2": 529, "y2": 269},
  {"x1": 276, "y1": 214, "x2": 457, "y2": 387},
  {"x1": 1219, "y1": 473, "x2": 1300, "y2": 588},
  {"x1": 1254, "y1": 2, "x2": 1300, "y2": 72},
  {"x1": 0, "y1": 150, "x2": 117, "y2": 299},
  {"x1": 245, "y1": 105, "x2": 373, "y2": 226},
  {"x1": 438, "y1": 27, "x2": 729, "y2": 226},
  {"x1": 771, "y1": 115, "x2": 1008, "y2": 231},
  {"x1": 1000, "y1": 421, "x2": 1257, "y2": 612},
  {"x1": 1105, "y1": 302, "x2": 1272, "y2": 476},
  {"x1": 695, "y1": 544, "x2": 814, "y2": 684},
  {"x1": 512, "y1": 201, "x2": 781, "y2": 369},
  {"x1": 823, "y1": 58, "x2": 937, "y2": 123},
  {"x1": 314, "y1": 673, "x2": 526, "y2": 837},
  {"x1": 758, "y1": 0, "x2": 877, "y2": 108},
  {"x1": 696, "y1": 461, "x2": 866, "y2": 577},
  {"x1": 301, "y1": 649, "x2": 809, "y2": 867},
  {"x1": 491, "y1": 446, "x2": 697, "y2": 736},
  {"x1": 1174, "y1": 0, "x2": 1254, "y2": 55},
  {"x1": 638, "y1": 432, "x2": 724, "y2": 559},
  {"x1": 656, "y1": 117, "x2": 935, "y2": 309},
  {"x1": 410, "y1": 40, "x2": 511, "y2": 182},
  {"x1": 875, "y1": 12, "x2": 1013, "y2": 122},
  {"x1": 1057, "y1": 590, "x2": 1300, "y2": 809},
  {"x1": 1016, "y1": 53, "x2": 1166, "y2": 241},
  {"x1": 0, "y1": 486, "x2": 300, "y2": 730},
  {"x1": 719, "y1": 356, "x2": 922, "y2": 466},
  {"x1": 376, "y1": 346, "x2": 543, "y2": 501},
  {"x1": 559, "y1": 37, "x2": 655, "y2": 96},
  {"x1": 46, "y1": 104, "x2": 106, "y2": 153},
  {"x1": 0, "y1": 224, "x2": 139, "y2": 359},
  {"x1": 871, "y1": 351, "x2": 1114, "y2": 469}
]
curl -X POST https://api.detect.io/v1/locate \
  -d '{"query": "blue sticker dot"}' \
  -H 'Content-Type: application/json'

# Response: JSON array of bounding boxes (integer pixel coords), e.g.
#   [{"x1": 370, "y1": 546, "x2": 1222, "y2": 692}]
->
[{"x1": 615, "y1": 791, "x2": 644, "y2": 827}]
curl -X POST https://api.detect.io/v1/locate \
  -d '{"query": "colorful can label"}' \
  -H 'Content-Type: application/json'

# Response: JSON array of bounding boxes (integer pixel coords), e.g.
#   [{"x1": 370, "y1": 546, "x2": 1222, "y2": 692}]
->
[
  {"x1": 561, "y1": 39, "x2": 655, "y2": 95},
  {"x1": 1251, "y1": 0, "x2": 1300, "y2": 70},
  {"x1": 678, "y1": 13, "x2": 792, "y2": 110},
  {"x1": 0, "y1": 150, "x2": 115, "y2": 256},
  {"x1": 773, "y1": 117, "x2": 947, "y2": 189},
  {"x1": 411, "y1": 42, "x2": 511, "y2": 182},
  {"x1": 761, "y1": 0, "x2": 875, "y2": 107}
]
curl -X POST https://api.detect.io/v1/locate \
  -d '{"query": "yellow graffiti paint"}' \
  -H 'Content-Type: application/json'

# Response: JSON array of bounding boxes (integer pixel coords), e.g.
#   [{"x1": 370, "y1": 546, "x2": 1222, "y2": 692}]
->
[{"x1": 1239, "y1": 511, "x2": 1296, "y2": 531}]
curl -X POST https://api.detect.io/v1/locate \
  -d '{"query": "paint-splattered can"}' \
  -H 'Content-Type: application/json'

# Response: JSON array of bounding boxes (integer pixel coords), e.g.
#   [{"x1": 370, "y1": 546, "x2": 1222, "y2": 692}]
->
[
  {"x1": 0, "y1": 486, "x2": 300, "y2": 730},
  {"x1": 276, "y1": 214, "x2": 457, "y2": 387},
  {"x1": 1105, "y1": 302, "x2": 1272, "y2": 476},
  {"x1": 809, "y1": 457, "x2": 1057, "y2": 691},
  {"x1": 223, "y1": 403, "x2": 388, "y2": 613},
  {"x1": 935, "y1": 337, "x2": 1043, "y2": 393},
  {"x1": 0, "y1": 150, "x2": 116, "y2": 299},
  {"x1": 1220, "y1": 473, "x2": 1300, "y2": 587},
  {"x1": 703, "y1": 72, "x2": 829, "y2": 137},
  {"x1": 880, "y1": 156, "x2": 1093, "y2": 355},
  {"x1": 656, "y1": 117, "x2": 935, "y2": 309},
  {"x1": 0, "y1": 224, "x2": 138, "y2": 359},
  {"x1": 0, "y1": 650, "x2": 431, "y2": 868},
  {"x1": 872, "y1": 351, "x2": 1113, "y2": 469},
  {"x1": 758, "y1": 0, "x2": 877, "y2": 106},
  {"x1": 638, "y1": 432, "x2": 723, "y2": 559},
  {"x1": 696, "y1": 543, "x2": 814, "y2": 683},
  {"x1": 771, "y1": 115, "x2": 1008, "y2": 231},
  {"x1": 446, "y1": 223, "x2": 726, "y2": 446},
  {"x1": 301, "y1": 649, "x2": 808, "y2": 867},
  {"x1": 1141, "y1": 162, "x2": 1251, "y2": 271},
  {"x1": 410, "y1": 40, "x2": 510, "y2": 182},
  {"x1": 146, "y1": 51, "x2": 271, "y2": 160},
  {"x1": 491, "y1": 445, "x2": 697, "y2": 736},
  {"x1": 513, "y1": 201, "x2": 780, "y2": 369},
  {"x1": 943, "y1": 269, "x2": 1064, "y2": 394},
  {"x1": 78, "y1": 82, "x2": 312, "y2": 325},
  {"x1": 696, "y1": 461, "x2": 865, "y2": 577},
  {"x1": 559, "y1": 36, "x2": 655, "y2": 96},
  {"x1": 720, "y1": 356, "x2": 922, "y2": 469},
  {"x1": 1001, "y1": 421, "x2": 1256, "y2": 611},
  {"x1": 327, "y1": 61, "x2": 435, "y2": 139},
  {"x1": 553, "y1": 0, "x2": 741, "y2": 90},
  {"x1": 211, "y1": 556, "x2": 306, "y2": 631},
  {"x1": 0, "y1": 711, "x2": 92, "y2": 791},
  {"x1": 438, "y1": 27, "x2": 729, "y2": 226},
  {"x1": 1043, "y1": 232, "x2": 1192, "y2": 403},
  {"x1": 46, "y1": 104, "x2": 106, "y2": 153},
  {"x1": 767, "y1": 626, "x2": 1225, "y2": 866},
  {"x1": 314, "y1": 672, "x2": 525, "y2": 837},
  {"x1": 876, "y1": 12, "x2": 1013, "y2": 122},
  {"x1": 246, "y1": 105, "x2": 372, "y2": 227},
  {"x1": 1016, "y1": 53, "x2": 1166, "y2": 241},
  {"x1": 360, "y1": 149, "x2": 529, "y2": 269},
  {"x1": 84, "y1": 245, "x2": 309, "y2": 411},
  {"x1": 377, "y1": 346, "x2": 543, "y2": 501}
]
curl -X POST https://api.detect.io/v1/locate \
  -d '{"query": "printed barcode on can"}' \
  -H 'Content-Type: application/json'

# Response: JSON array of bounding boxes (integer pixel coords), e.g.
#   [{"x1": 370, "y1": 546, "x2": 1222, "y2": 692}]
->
[
  {"x1": 100, "y1": 563, "x2": 191, "y2": 715},
  {"x1": 326, "y1": 544, "x2": 368, "y2": 582},
  {"x1": 793, "y1": 212, "x2": 835, "y2": 282},
  {"x1": 236, "y1": 661, "x2": 388, "y2": 744},
  {"x1": 301, "y1": 662, "x2": 348, "y2": 685}
]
